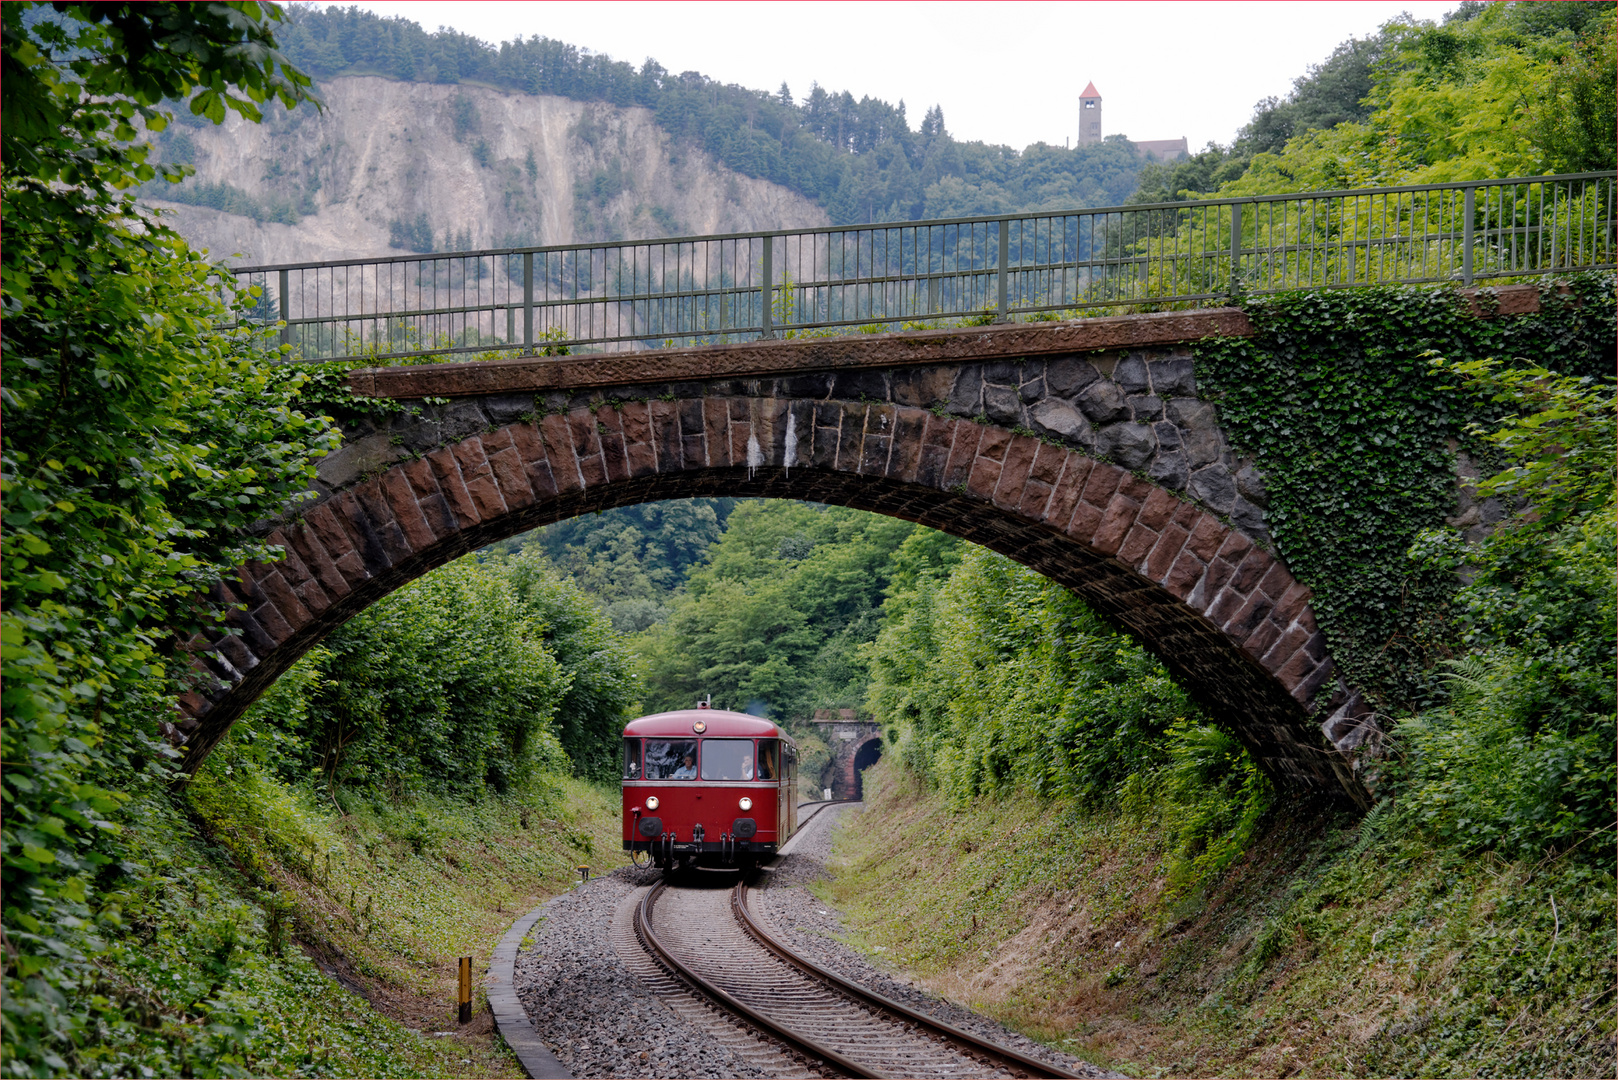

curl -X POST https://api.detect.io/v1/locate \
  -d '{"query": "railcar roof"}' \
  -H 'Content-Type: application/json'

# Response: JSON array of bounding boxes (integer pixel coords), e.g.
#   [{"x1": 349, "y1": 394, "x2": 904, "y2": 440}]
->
[{"x1": 623, "y1": 710, "x2": 786, "y2": 739}]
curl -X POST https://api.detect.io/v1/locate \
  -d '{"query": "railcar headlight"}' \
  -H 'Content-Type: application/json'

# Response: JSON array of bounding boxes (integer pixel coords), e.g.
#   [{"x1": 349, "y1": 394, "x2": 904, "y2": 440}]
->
[
  {"x1": 645, "y1": 796, "x2": 659, "y2": 810},
  {"x1": 738, "y1": 797, "x2": 753, "y2": 810}
]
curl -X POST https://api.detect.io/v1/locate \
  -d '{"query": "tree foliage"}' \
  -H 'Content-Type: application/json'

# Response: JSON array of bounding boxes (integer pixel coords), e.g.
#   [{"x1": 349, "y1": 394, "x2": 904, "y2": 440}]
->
[
  {"x1": 635, "y1": 502, "x2": 914, "y2": 720},
  {"x1": 499, "y1": 499, "x2": 734, "y2": 632},
  {"x1": 497, "y1": 547, "x2": 639, "y2": 779},
  {"x1": 1228, "y1": 3, "x2": 1616, "y2": 192},
  {"x1": 863, "y1": 543, "x2": 1271, "y2": 893},
  {"x1": 231, "y1": 549, "x2": 634, "y2": 797},
  {"x1": 1131, "y1": 2, "x2": 1615, "y2": 203},
  {"x1": 1, "y1": 4, "x2": 331, "y2": 1073}
]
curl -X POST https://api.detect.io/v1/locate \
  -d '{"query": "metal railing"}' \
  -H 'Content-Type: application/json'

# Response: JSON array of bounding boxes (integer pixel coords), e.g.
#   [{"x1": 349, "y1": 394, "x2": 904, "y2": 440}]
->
[{"x1": 227, "y1": 171, "x2": 1615, "y2": 363}]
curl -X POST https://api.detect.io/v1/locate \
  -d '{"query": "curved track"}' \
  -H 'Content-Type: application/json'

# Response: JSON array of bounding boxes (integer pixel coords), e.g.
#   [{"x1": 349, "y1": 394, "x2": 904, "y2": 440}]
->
[{"x1": 632, "y1": 863, "x2": 1078, "y2": 1079}]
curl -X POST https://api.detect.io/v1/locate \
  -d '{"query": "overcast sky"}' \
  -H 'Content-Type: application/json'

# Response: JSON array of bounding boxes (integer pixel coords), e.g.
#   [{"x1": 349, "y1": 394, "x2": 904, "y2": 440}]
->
[{"x1": 341, "y1": 1, "x2": 1461, "y2": 150}]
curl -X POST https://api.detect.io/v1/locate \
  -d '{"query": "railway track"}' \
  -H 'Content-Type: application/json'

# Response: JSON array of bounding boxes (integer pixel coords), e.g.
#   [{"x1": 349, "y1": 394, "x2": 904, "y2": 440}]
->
[{"x1": 632, "y1": 869, "x2": 1079, "y2": 1079}]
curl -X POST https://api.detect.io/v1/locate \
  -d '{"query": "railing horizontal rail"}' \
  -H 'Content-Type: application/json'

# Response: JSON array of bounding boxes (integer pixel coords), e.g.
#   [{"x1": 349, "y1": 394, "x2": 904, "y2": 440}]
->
[{"x1": 222, "y1": 171, "x2": 1615, "y2": 363}]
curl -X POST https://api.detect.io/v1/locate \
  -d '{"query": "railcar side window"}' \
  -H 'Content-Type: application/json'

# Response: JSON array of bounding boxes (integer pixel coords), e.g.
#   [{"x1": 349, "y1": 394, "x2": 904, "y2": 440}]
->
[
  {"x1": 700, "y1": 739, "x2": 755, "y2": 781},
  {"x1": 645, "y1": 739, "x2": 698, "y2": 780},
  {"x1": 622, "y1": 738, "x2": 642, "y2": 780},
  {"x1": 757, "y1": 739, "x2": 779, "y2": 780}
]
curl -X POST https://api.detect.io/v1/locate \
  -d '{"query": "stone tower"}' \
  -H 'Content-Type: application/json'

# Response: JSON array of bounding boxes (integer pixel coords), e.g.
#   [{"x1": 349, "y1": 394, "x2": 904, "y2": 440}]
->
[{"x1": 1078, "y1": 81, "x2": 1102, "y2": 144}]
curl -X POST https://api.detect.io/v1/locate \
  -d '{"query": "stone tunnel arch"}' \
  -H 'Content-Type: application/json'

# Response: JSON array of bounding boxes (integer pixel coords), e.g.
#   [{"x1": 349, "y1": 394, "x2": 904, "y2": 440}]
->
[
  {"x1": 179, "y1": 395, "x2": 1372, "y2": 805},
  {"x1": 850, "y1": 736, "x2": 883, "y2": 801}
]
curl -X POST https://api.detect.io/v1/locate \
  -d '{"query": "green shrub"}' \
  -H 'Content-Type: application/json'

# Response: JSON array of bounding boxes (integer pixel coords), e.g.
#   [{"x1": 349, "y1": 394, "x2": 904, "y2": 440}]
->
[
  {"x1": 1139, "y1": 719, "x2": 1274, "y2": 895},
  {"x1": 241, "y1": 555, "x2": 607, "y2": 799},
  {"x1": 1, "y1": 5, "x2": 324, "y2": 1070},
  {"x1": 1397, "y1": 361, "x2": 1616, "y2": 865},
  {"x1": 863, "y1": 542, "x2": 1278, "y2": 896},
  {"x1": 1399, "y1": 504, "x2": 1616, "y2": 864}
]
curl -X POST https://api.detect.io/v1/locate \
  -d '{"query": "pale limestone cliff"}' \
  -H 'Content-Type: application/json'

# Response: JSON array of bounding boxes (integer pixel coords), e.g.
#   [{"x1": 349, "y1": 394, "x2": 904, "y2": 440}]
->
[{"x1": 143, "y1": 76, "x2": 826, "y2": 267}]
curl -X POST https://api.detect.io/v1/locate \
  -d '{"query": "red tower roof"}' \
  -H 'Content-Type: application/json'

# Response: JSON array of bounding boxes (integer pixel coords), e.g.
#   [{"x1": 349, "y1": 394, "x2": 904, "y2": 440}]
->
[{"x1": 1080, "y1": 81, "x2": 1100, "y2": 99}]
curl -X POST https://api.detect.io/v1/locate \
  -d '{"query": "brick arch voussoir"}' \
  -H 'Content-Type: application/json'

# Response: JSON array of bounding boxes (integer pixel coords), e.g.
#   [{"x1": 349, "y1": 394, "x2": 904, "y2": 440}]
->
[{"x1": 179, "y1": 395, "x2": 1366, "y2": 804}]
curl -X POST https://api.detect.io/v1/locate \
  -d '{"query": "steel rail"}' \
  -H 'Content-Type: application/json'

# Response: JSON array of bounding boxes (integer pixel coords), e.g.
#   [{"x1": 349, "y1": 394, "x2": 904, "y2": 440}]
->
[
  {"x1": 635, "y1": 879, "x2": 874, "y2": 1079},
  {"x1": 731, "y1": 882, "x2": 1079, "y2": 1079},
  {"x1": 632, "y1": 851, "x2": 1078, "y2": 1078},
  {"x1": 224, "y1": 171, "x2": 1614, "y2": 362},
  {"x1": 271, "y1": 268, "x2": 1005, "y2": 327},
  {"x1": 228, "y1": 171, "x2": 1617, "y2": 274}
]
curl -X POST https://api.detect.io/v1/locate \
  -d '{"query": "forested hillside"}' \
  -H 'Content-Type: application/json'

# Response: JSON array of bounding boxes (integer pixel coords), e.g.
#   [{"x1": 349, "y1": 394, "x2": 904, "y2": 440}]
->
[
  {"x1": 495, "y1": 499, "x2": 734, "y2": 632},
  {"x1": 1131, "y1": 0, "x2": 1614, "y2": 203},
  {"x1": 272, "y1": 4, "x2": 1149, "y2": 225}
]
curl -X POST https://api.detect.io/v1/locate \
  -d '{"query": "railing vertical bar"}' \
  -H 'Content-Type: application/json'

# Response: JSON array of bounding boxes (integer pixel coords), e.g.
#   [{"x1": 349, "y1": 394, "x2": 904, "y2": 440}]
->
[
  {"x1": 1229, "y1": 202, "x2": 1242, "y2": 295},
  {"x1": 1549, "y1": 181, "x2": 1559, "y2": 269},
  {"x1": 273, "y1": 267, "x2": 289, "y2": 349},
  {"x1": 1580, "y1": 178, "x2": 1589, "y2": 264},
  {"x1": 523, "y1": 252, "x2": 534, "y2": 350},
  {"x1": 1503, "y1": 184, "x2": 1514, "y2": 274},
  {"x1": 996, "y1": 218, "x2": 1009, "y2": 321},
  {"x1": 1375, "y1": 193, "x2": 1385, "y2": 282},
  {"x1": 761, "y1": 234, "x2": 773, "y2": 340}
]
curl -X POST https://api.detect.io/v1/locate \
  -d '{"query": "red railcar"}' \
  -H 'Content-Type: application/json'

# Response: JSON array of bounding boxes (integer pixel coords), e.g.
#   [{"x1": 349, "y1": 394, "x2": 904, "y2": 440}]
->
[{"x1": 621, "y1": 706, "x2": 798, "y2": 872}]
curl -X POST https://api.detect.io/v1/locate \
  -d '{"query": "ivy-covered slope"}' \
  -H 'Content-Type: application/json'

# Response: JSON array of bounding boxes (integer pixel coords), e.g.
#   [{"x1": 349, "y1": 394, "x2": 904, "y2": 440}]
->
[
  {"x1": 1198, "y1": 275, "x2": 1615, "y2": 714},
  {"x1": 826, "y1": 760, "x2": 1615, "y2": 1078}
]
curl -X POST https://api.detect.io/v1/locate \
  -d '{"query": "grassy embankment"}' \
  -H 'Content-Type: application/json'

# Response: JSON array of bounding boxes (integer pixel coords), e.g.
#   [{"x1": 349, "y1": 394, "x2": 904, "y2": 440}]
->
[
  {"x1": 115, "y1": 761, "x2": 628, "y2": 1078},
  {"x1": 821, "y1": 760, "x2": 1614, "y2": 1079}
]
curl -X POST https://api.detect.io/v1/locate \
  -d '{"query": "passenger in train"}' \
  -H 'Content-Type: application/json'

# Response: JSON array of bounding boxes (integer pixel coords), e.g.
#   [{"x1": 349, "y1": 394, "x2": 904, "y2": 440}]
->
[
  {"x1": 645, "y1": 739, "x2": 697, "y2": 779},
  {"x1": 672, "y1": 751, "x2": 698, "y2": 779},
  {"x1": 699, "y1": 739, "x2": 755, "y2": 780}
]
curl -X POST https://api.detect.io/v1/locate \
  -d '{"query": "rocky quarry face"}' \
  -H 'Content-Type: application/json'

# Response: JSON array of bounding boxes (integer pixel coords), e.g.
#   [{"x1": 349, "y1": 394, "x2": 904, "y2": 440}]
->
[{"x1": 142, "y1": 76, "x2": 827, "y2": 266}]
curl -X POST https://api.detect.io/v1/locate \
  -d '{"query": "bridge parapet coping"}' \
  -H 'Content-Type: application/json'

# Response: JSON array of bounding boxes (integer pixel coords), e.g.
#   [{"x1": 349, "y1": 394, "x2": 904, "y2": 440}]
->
[{"x1": 347, "y1": 308, "x2": 1254, "y2": 399}]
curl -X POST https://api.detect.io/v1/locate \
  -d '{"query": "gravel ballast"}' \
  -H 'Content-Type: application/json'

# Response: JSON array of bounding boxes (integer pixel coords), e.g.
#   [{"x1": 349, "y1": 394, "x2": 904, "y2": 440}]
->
[
  {"x1": 758, "y1": 804, "x2": 1115, "y2": 1079},
  {"x1": 512, "y1": 802, "x2": 1114, "y2": 1078},
  {"x1": 513, "y1": 866, "x2": 781, "y2": 1079}
]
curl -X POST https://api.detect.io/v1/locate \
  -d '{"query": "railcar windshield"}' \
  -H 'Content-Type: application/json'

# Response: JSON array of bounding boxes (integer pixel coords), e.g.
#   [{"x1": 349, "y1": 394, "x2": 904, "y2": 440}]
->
[
  {"x1": 622, "y1": 738, "x2": 641, "y2": 779},
  {"x1": 699, "y1": 739, "x2": 755, "y2": 781},
  {"x1": 645, "y1": 739, "x2": 698, "y2": 780},
  {"x1": 757, "y1": 739, "x2": 779, "y2": 780}
]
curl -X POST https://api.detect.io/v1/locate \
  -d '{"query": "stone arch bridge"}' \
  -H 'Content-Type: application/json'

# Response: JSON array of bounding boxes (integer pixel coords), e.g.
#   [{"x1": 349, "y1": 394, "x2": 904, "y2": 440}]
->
[{"x1": 174, "y1": 294, "x2": 1544, "y2": 806}]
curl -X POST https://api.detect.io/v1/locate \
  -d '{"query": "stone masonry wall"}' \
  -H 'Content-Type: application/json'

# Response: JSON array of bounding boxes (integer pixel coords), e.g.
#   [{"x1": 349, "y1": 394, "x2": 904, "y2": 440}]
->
[
  {"x1": 315, "y1": 343, "x2": 1266, "y2": 548},
  {"x1": 185, "y1": 393, "x2": 1366, "y2": 804},
  {"x1": 174, "y1": 292, "x2": 1563, "y2": 804}
]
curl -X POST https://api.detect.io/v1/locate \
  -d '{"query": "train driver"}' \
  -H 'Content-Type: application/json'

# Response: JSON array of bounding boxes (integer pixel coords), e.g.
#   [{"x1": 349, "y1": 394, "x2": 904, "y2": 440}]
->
[{"x1": 672, "y1": 751, "x2": 698, "y2": 779}]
